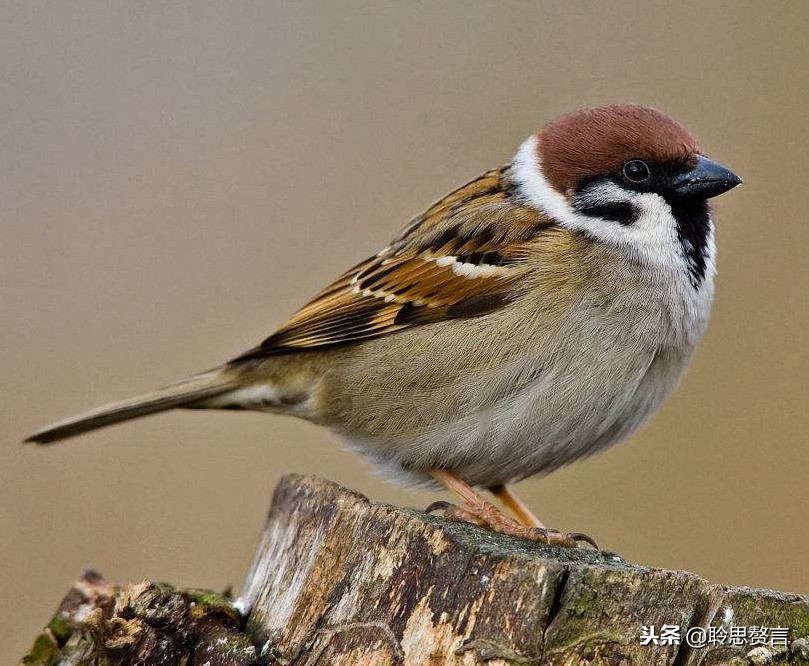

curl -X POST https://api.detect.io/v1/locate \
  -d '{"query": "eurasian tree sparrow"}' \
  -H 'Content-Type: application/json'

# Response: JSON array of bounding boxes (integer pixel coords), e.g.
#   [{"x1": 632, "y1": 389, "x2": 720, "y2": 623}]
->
[{"x1": 26, "y1": 105, "x2": 741, "y2": 547}]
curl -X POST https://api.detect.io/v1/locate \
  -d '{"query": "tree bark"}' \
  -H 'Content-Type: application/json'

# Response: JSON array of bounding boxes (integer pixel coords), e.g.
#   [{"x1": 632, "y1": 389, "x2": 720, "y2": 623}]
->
[{"x1": 22, "y1": 474, "x2": 809, "y2": 666}]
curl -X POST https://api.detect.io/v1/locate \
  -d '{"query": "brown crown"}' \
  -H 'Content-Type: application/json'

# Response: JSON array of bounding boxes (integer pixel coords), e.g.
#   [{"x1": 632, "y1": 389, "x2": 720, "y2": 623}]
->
[{"x1": 536, "y1": 104, "x2": 700, "y2": 194}]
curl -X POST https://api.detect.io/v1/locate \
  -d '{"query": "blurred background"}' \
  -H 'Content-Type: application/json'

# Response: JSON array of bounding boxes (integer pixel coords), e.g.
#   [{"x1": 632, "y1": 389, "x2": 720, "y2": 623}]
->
[{"x1": 2, "y1": 1, "x2": 808, "y2": 660}]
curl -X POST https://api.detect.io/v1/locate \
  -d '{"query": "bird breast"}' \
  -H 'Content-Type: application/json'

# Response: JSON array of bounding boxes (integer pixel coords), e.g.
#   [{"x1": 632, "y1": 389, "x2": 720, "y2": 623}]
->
[{"x1": 315, "y1": 251, "x2": 713, "y2": 487}]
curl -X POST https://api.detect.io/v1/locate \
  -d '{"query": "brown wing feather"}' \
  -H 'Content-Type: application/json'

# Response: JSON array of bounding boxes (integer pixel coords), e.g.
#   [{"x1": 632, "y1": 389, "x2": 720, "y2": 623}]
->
[{"x1": 233, "y1": 167, "x2": 553, "y2": 359}]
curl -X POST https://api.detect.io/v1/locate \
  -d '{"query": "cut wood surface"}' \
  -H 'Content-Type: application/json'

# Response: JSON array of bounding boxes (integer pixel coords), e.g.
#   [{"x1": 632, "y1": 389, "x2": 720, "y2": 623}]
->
[{"x1": 22, "y1": 474, "x2": 809, "y2": 665}]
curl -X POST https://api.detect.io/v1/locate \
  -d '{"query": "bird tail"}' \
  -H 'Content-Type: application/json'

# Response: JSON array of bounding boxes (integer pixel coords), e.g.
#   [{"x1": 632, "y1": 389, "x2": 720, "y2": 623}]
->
[{"x1": 24, "y1": 368, "x2": 240, "y2": 445}]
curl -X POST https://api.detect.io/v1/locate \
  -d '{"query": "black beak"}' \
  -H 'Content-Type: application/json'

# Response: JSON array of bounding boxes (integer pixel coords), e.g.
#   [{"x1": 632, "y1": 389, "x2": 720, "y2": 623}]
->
[{"x1": 670, "y1": 155, "x2": 742, "y2": 200}]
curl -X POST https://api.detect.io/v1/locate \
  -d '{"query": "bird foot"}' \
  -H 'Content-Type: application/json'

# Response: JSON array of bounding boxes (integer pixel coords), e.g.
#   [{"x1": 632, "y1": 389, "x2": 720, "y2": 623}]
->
[{"x1": 425, "y1": 500, "x2": 597, "y2": 549}]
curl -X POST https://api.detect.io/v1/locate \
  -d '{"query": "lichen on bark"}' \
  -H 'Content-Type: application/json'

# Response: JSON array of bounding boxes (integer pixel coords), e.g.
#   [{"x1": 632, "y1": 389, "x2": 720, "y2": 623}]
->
[{"x1": 20, "y1": 571, "x2": 258, "y2": 666}]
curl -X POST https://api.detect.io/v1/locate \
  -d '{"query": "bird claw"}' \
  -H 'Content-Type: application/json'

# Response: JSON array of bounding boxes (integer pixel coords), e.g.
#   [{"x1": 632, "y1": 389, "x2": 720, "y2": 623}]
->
[
  {"x1": 566, "y1": 531, "x2": 599, "y2": 549},
  {"x1": 424, "y1": 500, "x2": 453, "y2": 515},
  {"x1": 425, "y1": 500, "x2": 488, "y2": 527},
  {"x1": 527, "y1": 527, "x2": 598, "y2": 549},
  {"x1": 426, "y1": 502, "x2": 597, "y2": 549}
]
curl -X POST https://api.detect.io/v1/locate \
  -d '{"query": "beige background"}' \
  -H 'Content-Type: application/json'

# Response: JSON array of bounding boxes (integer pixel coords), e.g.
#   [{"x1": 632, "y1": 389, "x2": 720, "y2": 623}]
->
[{"x1": 2, "y1": 1, "x2": 808, "y2": 660}]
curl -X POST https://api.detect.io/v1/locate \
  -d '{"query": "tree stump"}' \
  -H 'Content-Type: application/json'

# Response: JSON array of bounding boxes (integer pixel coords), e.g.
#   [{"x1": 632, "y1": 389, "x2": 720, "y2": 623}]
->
[{"x1": 22, "y1": 474, "x2": 809, "y2": 665}]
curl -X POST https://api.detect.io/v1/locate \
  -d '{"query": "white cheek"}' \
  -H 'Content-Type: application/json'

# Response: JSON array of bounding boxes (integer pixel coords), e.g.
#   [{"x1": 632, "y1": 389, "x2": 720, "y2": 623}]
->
[
  {"x1": 512, "y1": 135, "x2": 681, "y2": 269},
  {"x1": 609, "y1": 190, "x2": 681, "y2": 266}
]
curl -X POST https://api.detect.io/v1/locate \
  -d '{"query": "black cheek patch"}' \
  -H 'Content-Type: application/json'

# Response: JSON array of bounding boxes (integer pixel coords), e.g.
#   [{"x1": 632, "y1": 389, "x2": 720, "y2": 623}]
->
[{"x1": 577, "y1": 201, "x2": 638, "y2": 226}]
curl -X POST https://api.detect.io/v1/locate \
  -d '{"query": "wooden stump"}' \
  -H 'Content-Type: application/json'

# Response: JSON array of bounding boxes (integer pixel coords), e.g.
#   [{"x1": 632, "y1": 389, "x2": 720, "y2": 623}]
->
[{"x1": 22, "y1": 474, "x2": 809, "y2": 665}]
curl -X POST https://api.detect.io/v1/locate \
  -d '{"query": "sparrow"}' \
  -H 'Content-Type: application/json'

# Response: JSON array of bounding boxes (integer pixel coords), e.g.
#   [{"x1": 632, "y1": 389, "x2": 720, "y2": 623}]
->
[{"x1": 26, "y1": 104, "x2": 741, "y2": 547}]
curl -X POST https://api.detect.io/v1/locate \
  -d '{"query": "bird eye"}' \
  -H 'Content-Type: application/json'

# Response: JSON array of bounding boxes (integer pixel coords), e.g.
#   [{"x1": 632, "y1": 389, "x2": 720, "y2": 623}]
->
[{"x1": 622, "y1": 159, "x2": 651, "y2": 184}]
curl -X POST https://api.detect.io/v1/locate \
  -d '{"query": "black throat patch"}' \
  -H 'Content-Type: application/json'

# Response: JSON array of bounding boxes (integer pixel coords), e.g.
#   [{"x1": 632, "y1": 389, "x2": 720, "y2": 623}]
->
[{"x1": 668, "y1": 198, "x2": 711, "y2": 288}]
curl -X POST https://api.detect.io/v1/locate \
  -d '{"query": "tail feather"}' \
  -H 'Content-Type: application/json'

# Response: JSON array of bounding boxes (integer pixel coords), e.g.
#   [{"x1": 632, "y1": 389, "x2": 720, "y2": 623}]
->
[{"x1": 25, "y1": 369, "x2": 239, "y2": 445}]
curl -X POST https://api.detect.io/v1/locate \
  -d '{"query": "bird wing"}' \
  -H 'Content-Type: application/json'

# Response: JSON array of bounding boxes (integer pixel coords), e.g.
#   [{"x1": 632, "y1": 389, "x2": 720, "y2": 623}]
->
[{"x1": 233, "y1": 167, "x2": 555, "y2": 359}]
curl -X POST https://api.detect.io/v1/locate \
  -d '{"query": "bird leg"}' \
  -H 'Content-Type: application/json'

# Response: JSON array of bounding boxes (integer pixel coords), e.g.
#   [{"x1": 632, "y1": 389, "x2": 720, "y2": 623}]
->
[
  {"x1": 425, "y1": 469, "x2": 596, "y2": 548},
  {"x1": 489, "y1": 481, "x2": 599, "y2": 548},
  {"x1": 488, "y1": 483, "x2": 546, "y2": 529}
]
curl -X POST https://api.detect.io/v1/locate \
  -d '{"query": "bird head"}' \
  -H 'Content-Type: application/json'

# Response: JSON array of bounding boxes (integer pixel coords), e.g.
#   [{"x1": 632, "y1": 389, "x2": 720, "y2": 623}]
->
[{"x1": 512, "y1": 104, "x2": 741, "y2": 286}]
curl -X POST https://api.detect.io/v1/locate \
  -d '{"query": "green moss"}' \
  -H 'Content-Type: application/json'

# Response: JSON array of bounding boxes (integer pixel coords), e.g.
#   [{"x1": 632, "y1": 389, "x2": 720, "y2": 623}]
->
[
  {"x1": 46, "y1": 614, "x2": 73, "y2": 646},
  {"x1": 194, "y1": 628, "x2": 258, "y2": 664},
  {"x1": 563, "y1": 585, "x2": 600, "y2": 617},
  {"x1": 727, "y1": 590, "x2": 809, "y2": 638},
  {"x1": 20, "y1": 632, "x2": 59, "y2": 665},
  {"x1": 182, "y1": 588, "x2": 241, "y2": 625}
]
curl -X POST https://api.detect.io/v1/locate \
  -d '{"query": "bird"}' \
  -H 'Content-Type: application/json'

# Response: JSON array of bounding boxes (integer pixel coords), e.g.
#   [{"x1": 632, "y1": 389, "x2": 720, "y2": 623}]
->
[{"x1": 26, "y1": 104, "x2": 741, "y2": 547}]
